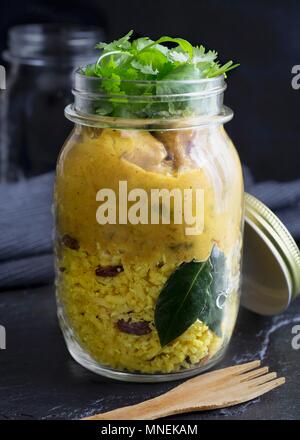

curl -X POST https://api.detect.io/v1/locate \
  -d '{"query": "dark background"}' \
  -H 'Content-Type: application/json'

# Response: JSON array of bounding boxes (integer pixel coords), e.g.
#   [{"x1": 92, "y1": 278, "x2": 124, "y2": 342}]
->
[{"x1": 0, "y1": 0, "x2": 299, "y2": 182}]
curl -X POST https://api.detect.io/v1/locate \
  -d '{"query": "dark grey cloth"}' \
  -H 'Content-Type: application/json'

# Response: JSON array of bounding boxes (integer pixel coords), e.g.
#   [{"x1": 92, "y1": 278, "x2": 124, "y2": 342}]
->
[
  {"x1": 0, "y1": 169, "x2": 299, "y2": 289},
  {"x1": 0, "y1": 173, "x2": 54, "y2": 289}
]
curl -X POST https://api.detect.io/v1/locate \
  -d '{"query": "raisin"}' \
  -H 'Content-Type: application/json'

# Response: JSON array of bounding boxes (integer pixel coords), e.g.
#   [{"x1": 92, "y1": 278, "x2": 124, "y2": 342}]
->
[
  {"x1": 117, "y1": 319, "x2": 152, "y2": 335},
  {"x1": 62, "y1": 234, "x2": 79, "y2": 250},
  {"x1": 199, "y1": 354, "x2": 210, "y2": 365},
  {"x1": 95, "y1": 265, "x2": 124, "y2": 277}
]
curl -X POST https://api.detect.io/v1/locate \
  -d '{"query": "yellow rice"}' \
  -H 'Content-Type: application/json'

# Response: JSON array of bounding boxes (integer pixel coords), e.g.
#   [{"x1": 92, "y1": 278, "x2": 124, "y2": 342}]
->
[{"x1": 58, "y1": 246, "x2": 219, "y2": 374}]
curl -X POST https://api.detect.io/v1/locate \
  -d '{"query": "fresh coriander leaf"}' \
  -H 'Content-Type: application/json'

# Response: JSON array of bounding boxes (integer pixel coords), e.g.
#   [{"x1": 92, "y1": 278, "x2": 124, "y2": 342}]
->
[
  {"x1": 192, "y1": 45, "x2": 218, "y2": 63},
  {"x1": 131, "y1": 37, "x2": 154, "y2": 52},
  {"x1": 156, "y1": 64, "x2": 201, "y2": 96},
  {"x1": 150, "y1": 43, "x2": 169, "y2": 56},
  {"x1": 102, "y1": 73, "x2": 122, "y2": 94},
  {"x1": 133, "y1": 48, "x2": 169, "y2": 75},
  {"x1": 82, "y1": 64, "x2": 97, "y2": 76},
  {"x1": 153, "y1": 36, "x2": 194, "y2": 59},
  {"x1": 131, "y1": 60, "x2": 159, "y2": 75},
  {"x1": 160, "y1": 63, "x2": 201, "y2": 81},
  {"x1": 95, "y1": 30, "x2": 133, "y2": 52},
  {"x1": 81, "y1": 31, "x2": 239, "y2": 117},
  {"x1": 168, "y1": 48, "x2": 189, "y2": 63}
]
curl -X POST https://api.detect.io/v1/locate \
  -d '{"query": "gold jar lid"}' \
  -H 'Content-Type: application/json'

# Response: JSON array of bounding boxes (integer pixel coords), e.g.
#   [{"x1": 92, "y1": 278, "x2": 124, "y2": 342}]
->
[{"x1": 241, "y1": 193, "x2": 300, "y2": 315}]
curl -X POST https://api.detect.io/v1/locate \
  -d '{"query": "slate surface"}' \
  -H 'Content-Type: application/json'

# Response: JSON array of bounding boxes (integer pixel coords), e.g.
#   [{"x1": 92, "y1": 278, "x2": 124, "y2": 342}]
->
[{"x1": 0, "y1": 284, "x2": 299, "y2": 420}]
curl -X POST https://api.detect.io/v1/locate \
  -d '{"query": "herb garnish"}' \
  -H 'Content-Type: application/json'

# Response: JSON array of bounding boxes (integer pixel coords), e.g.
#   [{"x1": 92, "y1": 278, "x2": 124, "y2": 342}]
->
[
  {"x1": 81, "y1": 31, "x2": 239, "y2": 118},
  {"x1": 155, "y1": 259, "x2": 213, "y2": 347},
  {"x1": 154, "y1": 248, "x2": 226, "y2": 346}
]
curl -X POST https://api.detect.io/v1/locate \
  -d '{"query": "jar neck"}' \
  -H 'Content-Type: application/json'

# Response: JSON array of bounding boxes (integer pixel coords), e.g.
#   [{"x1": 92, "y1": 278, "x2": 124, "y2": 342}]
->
[{"x1": 65, "y1": 71, "x2": 233, "y2": 130}]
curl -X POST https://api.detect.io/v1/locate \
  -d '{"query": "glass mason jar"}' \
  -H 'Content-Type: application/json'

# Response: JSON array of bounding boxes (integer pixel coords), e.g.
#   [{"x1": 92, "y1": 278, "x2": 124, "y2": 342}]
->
[
  {"x1": 55, "y1": 72, "x2": 244, "y2": 382},
  {"x1": 1, "y1": 24, "x2": 105, "y2": 180}
]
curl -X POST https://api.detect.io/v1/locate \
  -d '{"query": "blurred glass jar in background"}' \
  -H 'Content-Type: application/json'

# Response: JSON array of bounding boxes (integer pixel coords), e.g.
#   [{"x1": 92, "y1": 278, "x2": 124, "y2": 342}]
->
[
  {"x1": 1, "y1": 24, "x2": 105, "y2": 181},
  {"x1": 0, "y1": 64, "x2": 6, "y2": 181}
]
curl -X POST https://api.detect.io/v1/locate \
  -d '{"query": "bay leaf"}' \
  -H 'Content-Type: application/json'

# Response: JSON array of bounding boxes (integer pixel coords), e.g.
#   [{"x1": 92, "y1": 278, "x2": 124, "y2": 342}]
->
[{"x1": 154, "y1": 259, "x2": 213, "y2": 347}]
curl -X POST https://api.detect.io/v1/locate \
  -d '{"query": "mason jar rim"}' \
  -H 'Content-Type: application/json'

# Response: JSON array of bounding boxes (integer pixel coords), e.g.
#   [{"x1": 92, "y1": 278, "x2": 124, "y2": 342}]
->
[
  {"x1": 67, "y1": 70, "x2": 232, "y2": 129},
  {"x1": 73, "y1": 69, "x2": 227, "y2": 100}
]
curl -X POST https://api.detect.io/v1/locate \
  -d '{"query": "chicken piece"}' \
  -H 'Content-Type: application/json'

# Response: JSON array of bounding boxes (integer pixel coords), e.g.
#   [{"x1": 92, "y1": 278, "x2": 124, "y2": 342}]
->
[
  {"x1": 153, "y1": 130, "x2": 196, "y2": 170},
  {"x1": 120, "y1": 130, "x2": 171, "y2": 173}
]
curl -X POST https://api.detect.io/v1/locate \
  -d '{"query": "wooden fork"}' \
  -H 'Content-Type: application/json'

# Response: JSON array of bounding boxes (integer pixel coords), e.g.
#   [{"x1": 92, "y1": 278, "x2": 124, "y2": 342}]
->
[{"x1": 84, "y1": 360, "x2": 285, "y2": 420}]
